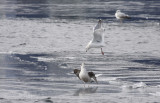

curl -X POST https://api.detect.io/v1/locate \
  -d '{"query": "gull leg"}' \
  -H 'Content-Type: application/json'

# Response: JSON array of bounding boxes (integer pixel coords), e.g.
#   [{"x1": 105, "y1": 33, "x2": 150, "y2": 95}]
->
[
  {"x1": 101, "y1": 48, "x2": 104, "y2": 55},
  {"x1": 120, "y1": 19, "x2": 123, "y2": 23}
]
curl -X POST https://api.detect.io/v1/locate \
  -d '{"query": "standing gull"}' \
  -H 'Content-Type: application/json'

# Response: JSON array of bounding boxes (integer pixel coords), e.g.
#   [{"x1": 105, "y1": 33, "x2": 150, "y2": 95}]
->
[
  {"x1": 74, "y1": 63, "x2": 98, "y2": 86},
  {"x1": 86, "y1": 19, "x2": 105, "y2": 55},
  {"x1": 115, "y1": 10, "x2": 131, "y2": 22}
]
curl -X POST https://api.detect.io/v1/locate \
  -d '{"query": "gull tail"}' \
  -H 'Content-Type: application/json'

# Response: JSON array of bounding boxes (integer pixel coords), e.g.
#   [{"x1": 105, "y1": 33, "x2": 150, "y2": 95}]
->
[{"x1": 124, "y1": 16, "x2": 131, "y2": 19}]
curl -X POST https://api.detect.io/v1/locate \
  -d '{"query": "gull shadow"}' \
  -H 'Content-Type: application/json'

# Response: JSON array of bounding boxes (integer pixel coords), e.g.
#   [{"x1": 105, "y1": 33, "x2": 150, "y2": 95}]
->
[{"x1": 73, "y1": 87, "x2": 98, "y2": 96}]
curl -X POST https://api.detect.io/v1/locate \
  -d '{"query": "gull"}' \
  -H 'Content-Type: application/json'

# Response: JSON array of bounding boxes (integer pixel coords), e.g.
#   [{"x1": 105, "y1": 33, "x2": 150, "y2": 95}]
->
[
  {"x1": 115, "y1": 10, "x2": 131, "y2": 22},
  {"x1": 86, "y1": 19, "x2": 105, "y2": 55},
  {"x1": 74, "y1": 63, "x2": 98, "y2": 87}
]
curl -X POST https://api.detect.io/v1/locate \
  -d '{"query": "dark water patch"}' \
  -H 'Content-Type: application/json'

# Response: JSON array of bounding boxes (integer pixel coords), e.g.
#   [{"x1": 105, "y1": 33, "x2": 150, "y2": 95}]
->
[
  {"x1": 2, "y1": 0, "x2": 160, "y2": 23},
  {"x1": 0, "y1": 53, "x2": 73, "y2": 85},
  {"x1": 1, "y1": 54, "x2": 47, "y2": 72},
  {"x1": 132, "y1": 59, "x2": 160, "y2": 66},
  {"x1": 35, "y1": 97, "x2": 54, "y2": 103},
  {"x1": 44, "y1": 97, "x2": 53, "y2": 103},
  {"x1": 13, "y1": 53, "x2": 48, "y2": 62},
  {"x1": 16, "y1": 0, "x2": 48, "y2": 4},
  {"x1": 16, "y1": 14, "x2": 49, "y2": 18},
  {"x1": 127, "y1": 67, "x2": 159, "y2": 71},
  {"x1": 28, "y1": 78, "x2": 49, "y2": 82},
  {"x1": 144, "y1": 81, "x2": 160, "y2": 86},
  {"x1": 19, "y1": 43, "x2": 26, "y2": 46},
  {"x1": 48, "y1": 15, "x2": 114, "y2": 21}
]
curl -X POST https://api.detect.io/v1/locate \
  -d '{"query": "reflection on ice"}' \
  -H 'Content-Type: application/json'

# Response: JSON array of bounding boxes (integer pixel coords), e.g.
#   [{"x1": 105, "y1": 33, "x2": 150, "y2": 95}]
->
[{"x1": 74, "y1": 87, "x2": 98, "y2": 96}]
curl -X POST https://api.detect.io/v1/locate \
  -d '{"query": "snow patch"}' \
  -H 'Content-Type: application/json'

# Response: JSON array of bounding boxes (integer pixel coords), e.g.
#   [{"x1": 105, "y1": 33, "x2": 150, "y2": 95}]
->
[{"x1": 122, "y1": 82, "x2": 147, "y2": 89}]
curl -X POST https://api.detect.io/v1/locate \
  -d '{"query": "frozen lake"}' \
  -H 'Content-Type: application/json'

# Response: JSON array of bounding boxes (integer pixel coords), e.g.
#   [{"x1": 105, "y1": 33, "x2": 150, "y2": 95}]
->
[{"x1": 0, "y1": 0, "x2": 160, "y2": 103}]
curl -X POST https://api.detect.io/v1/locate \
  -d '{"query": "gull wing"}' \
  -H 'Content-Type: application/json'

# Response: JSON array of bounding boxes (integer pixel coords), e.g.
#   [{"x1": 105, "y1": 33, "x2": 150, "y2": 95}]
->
[
  {"x1": 74, "y1": 69, "x2": 81, "y2": 80},
  {"x1": 118, "y1": 12, "x2": 130, "y2": 19},
  {"x1": 88, "y1": 72, "x2": 98, "y2": 84}
]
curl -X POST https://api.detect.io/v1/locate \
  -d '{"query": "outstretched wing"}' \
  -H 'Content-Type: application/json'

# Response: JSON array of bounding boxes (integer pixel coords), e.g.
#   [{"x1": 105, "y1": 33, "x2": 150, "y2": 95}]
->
[
  {"x1": 88, "y1": 72, "x2": 98, "y2": 84},
  {"x1": 74, "y1": 69, "x2": 81, "y2": 80}
]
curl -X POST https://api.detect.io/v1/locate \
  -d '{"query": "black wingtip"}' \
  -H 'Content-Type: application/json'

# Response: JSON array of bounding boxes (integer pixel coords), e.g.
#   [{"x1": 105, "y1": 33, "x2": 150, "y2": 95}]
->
[
  {"x1": 127, "y1": 16, "x2": 131, "y2": 19},
  {"x1": 73, "y1": 69, "x2": 79, "y2": 74}
]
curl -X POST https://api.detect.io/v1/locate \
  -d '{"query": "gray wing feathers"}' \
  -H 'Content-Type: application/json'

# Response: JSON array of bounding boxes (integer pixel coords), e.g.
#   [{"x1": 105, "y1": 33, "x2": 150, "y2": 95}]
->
[{"x1": 119, "y1": 12, "x2": 131, "y2": 19}]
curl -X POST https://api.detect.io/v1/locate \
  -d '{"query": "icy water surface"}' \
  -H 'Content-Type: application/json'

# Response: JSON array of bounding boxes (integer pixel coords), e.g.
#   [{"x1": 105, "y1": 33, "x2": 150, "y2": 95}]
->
[
  {"x1": 1, "y1": 52, "x2": 160, "y2": 103},
  {"x1": 0, "y1": 0, "x2": 160, "y2": 103}
]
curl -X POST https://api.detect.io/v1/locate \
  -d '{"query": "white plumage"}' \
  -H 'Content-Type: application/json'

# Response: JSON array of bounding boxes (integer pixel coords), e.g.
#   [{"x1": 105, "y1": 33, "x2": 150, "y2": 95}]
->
[
  {"x1": 86, "y1": 19, "x2": 105, "y2": 55},
  {"x1": 79, "y1": 63, "x2": 91, "y2": 83},
  {"x1": 74, "y1": 63, "x2": 98, "y2": 86},
  {"x1": 115, "y1": 10, "x2": 131, "y2": 22}
]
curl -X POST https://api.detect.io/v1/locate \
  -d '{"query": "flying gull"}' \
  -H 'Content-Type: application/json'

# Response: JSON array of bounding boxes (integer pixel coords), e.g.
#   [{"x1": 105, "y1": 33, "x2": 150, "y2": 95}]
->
[
  {"x1": 74, "y1": 63, "x2": 98, "y2": 86},
  {"x1": 115, "y1": 10, "x2": 131, "y2": 22},
  {"x1": 86, "y1": 19, "x2": 105, "y2": 55}
]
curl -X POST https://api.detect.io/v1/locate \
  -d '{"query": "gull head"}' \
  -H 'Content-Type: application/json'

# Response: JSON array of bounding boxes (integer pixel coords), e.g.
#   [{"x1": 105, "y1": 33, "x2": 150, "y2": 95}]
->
[
  {"x1": 98, "y1": 19, "x2": 102, "y2": 24},
  {"x1": 96, "y1": 19, "x2": 102, "y2": 29},
  {"x1": 116, "y1": 10, "x2": 121, "y2": 13},
  {"x1": 81, "y1": 63, "x2": 85, "y2": 68},
  {"x1": 98, "y1": 19, "x2": 102, "y2": 26}
]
